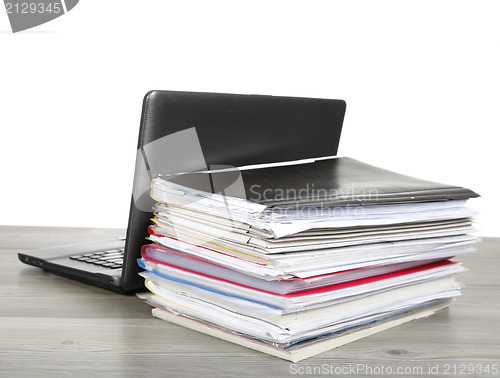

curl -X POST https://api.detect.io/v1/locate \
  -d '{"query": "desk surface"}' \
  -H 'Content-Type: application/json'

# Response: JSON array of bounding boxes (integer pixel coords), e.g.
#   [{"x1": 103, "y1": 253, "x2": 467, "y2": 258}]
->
[{"x1": 1, "y1": 226, "x2": 499, "y2": 378}]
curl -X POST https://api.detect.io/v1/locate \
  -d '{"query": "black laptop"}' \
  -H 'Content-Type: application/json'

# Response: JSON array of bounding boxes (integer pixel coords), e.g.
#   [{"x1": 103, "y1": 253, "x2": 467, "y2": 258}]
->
[{"x1": 18, "y1": 90, "x2": 346, "y2": 293}]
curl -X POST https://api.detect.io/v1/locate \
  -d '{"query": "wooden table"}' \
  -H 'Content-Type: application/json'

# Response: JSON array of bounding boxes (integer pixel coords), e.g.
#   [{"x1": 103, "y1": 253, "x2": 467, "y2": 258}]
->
[{"x1": 1, "y1": 226, "x2": 499, "y2": 377}]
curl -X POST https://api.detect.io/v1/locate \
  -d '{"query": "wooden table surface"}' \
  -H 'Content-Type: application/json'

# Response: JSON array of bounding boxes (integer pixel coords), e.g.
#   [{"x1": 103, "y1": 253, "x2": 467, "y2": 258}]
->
[{"x1": 0, "y1": 226, "x2": 499, "y2": 378}]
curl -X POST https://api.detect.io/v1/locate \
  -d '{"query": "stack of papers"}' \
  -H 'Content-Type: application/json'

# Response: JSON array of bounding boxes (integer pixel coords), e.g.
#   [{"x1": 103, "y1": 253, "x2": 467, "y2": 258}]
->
[{"x1": 137, "y1": 157, "x2": 478, "y2": 362}]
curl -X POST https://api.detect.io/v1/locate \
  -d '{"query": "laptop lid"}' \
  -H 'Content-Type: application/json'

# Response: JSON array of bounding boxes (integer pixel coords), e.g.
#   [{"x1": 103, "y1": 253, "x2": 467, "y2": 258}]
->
[{"x1": 121, "y1": 90, "x2": 347, "y2": 291}]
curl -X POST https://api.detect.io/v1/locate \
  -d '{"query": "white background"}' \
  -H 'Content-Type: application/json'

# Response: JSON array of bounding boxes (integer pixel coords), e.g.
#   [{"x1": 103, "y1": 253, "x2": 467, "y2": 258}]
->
[{"x1": 1, "y1": 1, "x2": 498, "y2": 236}]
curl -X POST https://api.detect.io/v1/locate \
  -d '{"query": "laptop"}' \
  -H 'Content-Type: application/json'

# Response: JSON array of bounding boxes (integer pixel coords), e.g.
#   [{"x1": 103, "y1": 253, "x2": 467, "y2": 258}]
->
[{"x1": 18, "y1": 90, "x2": 346, "y2": 293}]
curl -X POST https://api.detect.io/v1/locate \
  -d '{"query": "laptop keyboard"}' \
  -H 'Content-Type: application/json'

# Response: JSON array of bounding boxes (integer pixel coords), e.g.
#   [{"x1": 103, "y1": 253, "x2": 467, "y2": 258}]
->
[{"x1": 69, "y1": 248, "x2": 124, "y2": 269}]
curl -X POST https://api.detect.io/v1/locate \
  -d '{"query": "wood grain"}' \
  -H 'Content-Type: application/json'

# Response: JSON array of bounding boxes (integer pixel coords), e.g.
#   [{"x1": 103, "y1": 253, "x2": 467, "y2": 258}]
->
[{"x1": 1, "y1": 227, "x2": 499, "y2": 377}]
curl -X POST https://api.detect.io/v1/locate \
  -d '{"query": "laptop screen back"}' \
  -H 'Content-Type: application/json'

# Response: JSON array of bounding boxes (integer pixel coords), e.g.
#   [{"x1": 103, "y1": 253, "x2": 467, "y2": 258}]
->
[{"x1": 121, "y1": 90, "x2": 346, "y2": 291}]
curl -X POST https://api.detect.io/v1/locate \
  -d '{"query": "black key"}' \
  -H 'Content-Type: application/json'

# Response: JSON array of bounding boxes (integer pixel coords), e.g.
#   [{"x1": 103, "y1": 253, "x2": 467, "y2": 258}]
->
[
  {"x1": 101, "y1": 255, "x2": 122, "y2": 260},
  {"x1": 102, "y1": 251, "x2": 122, "y2": 256},
  {"x1": 106, "y1": 258, "x2": 123, "y2": 263},
  {"x1": 93, "y1": 261, "x2": 107, "y2": 266},
  {"x1": 97, "y1": 255, "x2": 115, "y2": 260},
  {"x1": 76, "y1": 257, "x2": 91, "y2": 261}
]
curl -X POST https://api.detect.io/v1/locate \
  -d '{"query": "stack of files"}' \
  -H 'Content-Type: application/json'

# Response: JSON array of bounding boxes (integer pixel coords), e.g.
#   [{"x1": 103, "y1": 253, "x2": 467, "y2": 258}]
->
[{"x1": 137, "y1": 157, "x2": 478, "y2": 361}]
